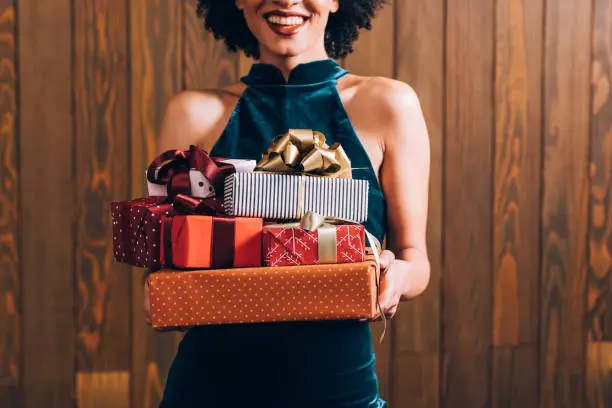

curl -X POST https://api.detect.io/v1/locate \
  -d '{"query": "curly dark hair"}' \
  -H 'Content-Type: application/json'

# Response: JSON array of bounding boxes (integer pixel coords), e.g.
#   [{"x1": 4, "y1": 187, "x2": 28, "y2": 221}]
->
[{"x1": 195, "y1": 0, "x2": 388, "y2": 60}]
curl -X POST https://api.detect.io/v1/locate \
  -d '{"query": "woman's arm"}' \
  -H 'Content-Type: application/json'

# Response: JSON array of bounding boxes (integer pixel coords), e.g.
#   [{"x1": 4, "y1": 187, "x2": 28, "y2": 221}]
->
[{"x1": 375, "y1": 79, "x2": 432, "y2": 316}]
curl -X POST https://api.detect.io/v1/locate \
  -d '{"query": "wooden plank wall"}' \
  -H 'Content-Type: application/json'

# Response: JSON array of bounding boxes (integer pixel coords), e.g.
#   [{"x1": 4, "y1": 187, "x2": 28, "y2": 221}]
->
[{"x1": 0, "y1": 0, "x2": 611, "y2": 407}]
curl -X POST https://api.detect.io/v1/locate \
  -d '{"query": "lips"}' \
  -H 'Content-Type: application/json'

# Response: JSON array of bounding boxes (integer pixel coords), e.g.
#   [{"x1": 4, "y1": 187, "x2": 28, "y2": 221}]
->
[{"x1": 264, "y1": 11, "x2": 310, "y2": 36}]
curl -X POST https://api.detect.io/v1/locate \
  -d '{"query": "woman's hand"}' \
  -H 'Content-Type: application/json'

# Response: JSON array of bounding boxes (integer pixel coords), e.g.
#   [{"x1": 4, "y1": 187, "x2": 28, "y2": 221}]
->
[
  {"x1": 143, "y1": 272, "x2": 152, "y2": 325},
  {"x1": 378, "y1": 246, "x2": 432, "y2": 318},
  {"x1": 378, "y1": 250, "x2": 411, "y2": 318}
]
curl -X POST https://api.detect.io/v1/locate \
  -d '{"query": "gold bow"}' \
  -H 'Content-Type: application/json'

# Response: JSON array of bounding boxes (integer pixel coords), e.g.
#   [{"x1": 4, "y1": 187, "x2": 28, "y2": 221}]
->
[{"x1": 255, "y1": 129, "x2": 352, "y2": 179}]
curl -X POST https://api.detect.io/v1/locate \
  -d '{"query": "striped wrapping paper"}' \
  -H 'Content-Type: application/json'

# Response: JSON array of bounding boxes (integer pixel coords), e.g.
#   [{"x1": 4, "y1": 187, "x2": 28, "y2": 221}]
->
[{"x1": 224, "y1": 173, "x2": 369, "y2": 223}]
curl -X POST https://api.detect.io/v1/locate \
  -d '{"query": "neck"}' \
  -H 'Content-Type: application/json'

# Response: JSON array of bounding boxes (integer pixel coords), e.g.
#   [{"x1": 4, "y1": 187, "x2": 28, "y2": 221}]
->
[{"x1": 258, "y1": 45, "x2": 330, "y2": 80}]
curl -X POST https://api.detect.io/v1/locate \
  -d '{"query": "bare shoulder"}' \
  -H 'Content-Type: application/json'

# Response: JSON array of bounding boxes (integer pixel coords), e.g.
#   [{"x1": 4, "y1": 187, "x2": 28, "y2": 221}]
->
[
  {"x1": 347, "y1": 75, "x2": 421, "y2": 121},
  {"x1": 341, "y1": 75, "x2": 426, "y2": 148},
  {"x1": 158, "y1": 82, "x2": 245, "y2": 151}
]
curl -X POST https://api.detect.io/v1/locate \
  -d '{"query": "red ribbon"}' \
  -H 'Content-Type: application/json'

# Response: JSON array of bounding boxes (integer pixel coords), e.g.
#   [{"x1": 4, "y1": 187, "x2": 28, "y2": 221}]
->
[
  {"x1": 172, "y1": 194, "x2": 223, "y2": 216},
  {"x1": 162, "y1": 217, "x2": 177, "y2": 269},
  {"x1": 211, "y1": 218, "x2": 235, "y2": 268},
  {"x1": 162, "y1": 200, "x2": 236, "y2": 269},
  {"x1": 146, "y1": 145, "x2": 235, "y2": 199}
]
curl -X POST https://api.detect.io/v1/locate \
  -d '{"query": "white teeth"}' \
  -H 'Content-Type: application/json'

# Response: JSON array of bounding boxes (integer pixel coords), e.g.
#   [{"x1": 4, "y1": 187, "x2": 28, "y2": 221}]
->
[{"x1": 266, "y1": 15, "x2": 305, "y2": 26}]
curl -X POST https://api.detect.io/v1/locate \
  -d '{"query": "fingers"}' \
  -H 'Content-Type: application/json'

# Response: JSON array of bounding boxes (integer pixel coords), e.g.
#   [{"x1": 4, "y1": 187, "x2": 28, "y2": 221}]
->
[
  {"x1": 144, "y1": 280, "x2": 152, "y2": 326},
  {"x1": 379, "y1": 250, "x2": 396, "y2": 272},
  {"x1": 141, "y1": 270, "x2": 151, "y2": 286},
  {"x1": 378, "y1": 267, "x2": 401, "y2": 319},
  {"x1": 380, "y1": 291, "x2": 401, "y2": 319},
  {"x1": 384, "y1": 297, "x2": 401, "y2": 318}
]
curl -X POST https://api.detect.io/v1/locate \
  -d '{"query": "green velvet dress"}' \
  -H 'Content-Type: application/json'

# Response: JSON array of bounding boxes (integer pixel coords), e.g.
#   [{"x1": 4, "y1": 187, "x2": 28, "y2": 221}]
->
[{"x1": 159, "y1": 59, "x2": 388, "y2": 408}]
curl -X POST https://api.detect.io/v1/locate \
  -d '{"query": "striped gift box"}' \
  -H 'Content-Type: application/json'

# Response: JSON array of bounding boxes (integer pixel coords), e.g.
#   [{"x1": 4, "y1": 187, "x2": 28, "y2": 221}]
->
[{"x1": 224, "y1": 173, "x2": 369, "y2": 223}]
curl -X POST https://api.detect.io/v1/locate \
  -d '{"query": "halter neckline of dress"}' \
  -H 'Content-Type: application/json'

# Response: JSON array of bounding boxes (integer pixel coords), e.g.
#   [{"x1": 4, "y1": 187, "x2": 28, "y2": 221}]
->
[{"x1": 240, "y1": 58, "x2": 349, "y2": 87}]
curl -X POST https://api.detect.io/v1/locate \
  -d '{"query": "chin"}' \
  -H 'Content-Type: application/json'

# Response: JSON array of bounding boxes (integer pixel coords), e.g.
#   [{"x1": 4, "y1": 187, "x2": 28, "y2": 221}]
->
[
  {"x1": 259, "y1": 36, "x2": 312, "y2": 58},
  {"x1": 264, "y1": 44, "x2": 307, "y2": 58}
]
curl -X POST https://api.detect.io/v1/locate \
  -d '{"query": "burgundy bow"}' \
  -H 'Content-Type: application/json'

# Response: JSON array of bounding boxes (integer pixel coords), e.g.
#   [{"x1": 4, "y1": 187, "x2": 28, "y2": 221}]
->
[{"x1": 146, "y1": 145, "x2": 234, "y2": 199}]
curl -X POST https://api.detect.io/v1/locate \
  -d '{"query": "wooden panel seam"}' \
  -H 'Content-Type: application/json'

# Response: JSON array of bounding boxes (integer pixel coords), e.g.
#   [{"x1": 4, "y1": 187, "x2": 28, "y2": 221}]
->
[{"x1": 0, "y1": 1, "x2": 20, "y2": 406}]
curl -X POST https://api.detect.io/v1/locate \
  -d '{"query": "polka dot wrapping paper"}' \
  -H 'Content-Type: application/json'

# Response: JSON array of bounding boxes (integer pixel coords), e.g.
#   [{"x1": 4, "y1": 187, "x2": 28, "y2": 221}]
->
[
  {"x1": 110, "y1": 197, "x2": 176, "y2": 270},
  {"x1": 146, "y1": 256, "x2": 379, "y2": 328}
]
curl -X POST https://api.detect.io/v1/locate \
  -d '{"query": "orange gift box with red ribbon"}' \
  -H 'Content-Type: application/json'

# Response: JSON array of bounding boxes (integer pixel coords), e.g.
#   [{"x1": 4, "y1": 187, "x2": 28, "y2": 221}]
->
[{"x1": 161, "y1": 214, "x2": 262, "y2": 269}]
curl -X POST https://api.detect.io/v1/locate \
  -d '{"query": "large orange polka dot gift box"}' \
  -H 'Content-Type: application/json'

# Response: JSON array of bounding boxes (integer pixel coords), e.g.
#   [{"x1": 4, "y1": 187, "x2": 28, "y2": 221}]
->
[{"x1": 146, "y1": 254, "x2": 381, "y2": 329}]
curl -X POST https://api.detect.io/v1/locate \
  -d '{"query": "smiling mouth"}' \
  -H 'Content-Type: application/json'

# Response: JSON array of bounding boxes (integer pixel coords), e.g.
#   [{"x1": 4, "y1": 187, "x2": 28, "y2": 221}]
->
[{"x1": 264, "y1": 13, "x2": 310, "y2": 36}]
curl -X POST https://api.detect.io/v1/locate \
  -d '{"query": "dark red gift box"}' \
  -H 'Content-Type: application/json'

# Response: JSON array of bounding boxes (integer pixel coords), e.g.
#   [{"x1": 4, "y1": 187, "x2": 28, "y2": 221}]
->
[{"x1": 110, "y1": 197, "x2": 175, "y2": 270}]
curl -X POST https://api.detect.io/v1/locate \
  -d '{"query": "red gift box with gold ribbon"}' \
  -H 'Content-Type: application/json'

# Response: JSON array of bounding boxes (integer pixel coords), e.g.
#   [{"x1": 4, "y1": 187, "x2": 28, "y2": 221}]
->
[
  {"x1": 262, "y1": 212, "x2": 367, "y2": 267},
  {"x1": 263, "y1": 224, "x2": 366, "y2": 267}
]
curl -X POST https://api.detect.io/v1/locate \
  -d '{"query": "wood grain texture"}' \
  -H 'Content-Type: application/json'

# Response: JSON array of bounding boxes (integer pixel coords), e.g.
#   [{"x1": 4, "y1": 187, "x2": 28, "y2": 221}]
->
[
  {"x1": 0, "y1": 1, "x2": 18, "y2": 406},
  {"x1": 443, "y1": 1, "x2": 494, "y2": 407},
  {"x1": 394, "y1": 0, "x2": 444, "y2": 406},
  {"x1": 491, "y1": 345, "x2": 539, "y2": 408},
  {"x1": 17, "y1": 0, "x2": 74, "y2": 406},
  {"x1": 589, "y1": 0, "x2": 612, "y2": 343},
  {"x1": 338, "y1": 3, "x2": 394, "y2": 400},
  {"x1": 540, "y1": 0, "x2": 592, "y2": 407},
  {"x1": 76, "y1": 371, "x2": 130, "y2": 408},
  {"x1": 183, "y1": 0, "x2": 238, "y2": 90},
  {"x1": 343, "y1": 1, "x2": 394, "y2": 77},
  {"x1": 393, "y1": 352, "x2": 439, "y2": 408},
  {"x1": 587, "y1": 343, "x2": 612, "y2": 408},
  {"x1": 494, "y1": 0, "x2": 542, "y2": 347},
  {"x1": 130, "y1": 0, "x2": 182, "y2": 190},
  {"x1": 492, "y1": 1, "x2": 543, "y2": 403},
  {"x1": 588, "y1": 2, "x2": 612, "y2": 407},
  {"x1": 74, "y1": 0, "x2": 131, "y2": 372},
  {"x1": 130, "y1": 1, "x2": 183, "y2": 406}
]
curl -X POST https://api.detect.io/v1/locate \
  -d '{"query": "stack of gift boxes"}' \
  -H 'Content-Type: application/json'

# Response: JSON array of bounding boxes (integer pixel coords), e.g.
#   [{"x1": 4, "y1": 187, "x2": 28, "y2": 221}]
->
[{"x1": 110, "y1": 129, "x2": 382, "y2": 330}]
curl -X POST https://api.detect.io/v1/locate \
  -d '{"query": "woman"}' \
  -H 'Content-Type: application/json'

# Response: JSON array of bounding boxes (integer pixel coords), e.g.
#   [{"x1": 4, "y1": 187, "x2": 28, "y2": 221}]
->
[{"x1": 153, "y1": 0, "x2": 431, "y2": 406}]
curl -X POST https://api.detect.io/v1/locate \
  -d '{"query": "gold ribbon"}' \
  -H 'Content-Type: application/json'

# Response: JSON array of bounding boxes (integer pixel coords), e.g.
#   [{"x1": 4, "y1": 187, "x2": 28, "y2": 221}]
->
[
  {"x1": 301, "y1": 211, "x2": 338, "y2": 264},
  {"x1": 255, "y1": 129, "x2": 353, "y2": 179},
  {"x1": 296, "y1": 175, "x2": 306, "y2": 220}
]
